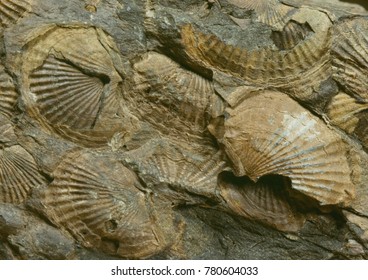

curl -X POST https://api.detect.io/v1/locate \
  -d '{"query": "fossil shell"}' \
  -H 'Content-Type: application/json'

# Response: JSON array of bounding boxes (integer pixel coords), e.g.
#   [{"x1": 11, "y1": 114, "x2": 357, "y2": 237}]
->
[
  {"x1": 128, "y1": 51, "x2": 224, "y2": 142},
  {"x1": 326, "y1": 92, "x2": 368, "y2": 135},
  {"x1": 219, "y1": 172, "x2": 305, "y2": 232},
  {"x1": 0, "y1": 65, "x2": 17, "y2": 119},
  {"x1": 227, "y1": 0, "x2": 294, "y2": 30},
  {"x1": 271, "y1": 20, "x2": 313, "y2": 50},
  {"x1": 180, "y1": 8, "x2": 332, "y2": 103},
  {"x1": 123, "y1": 138, "x2": 227, "y2": 200},
  {"x1": 332, "y1": 18, "x2": 368, "y2": 102},
  {"x1": 39, "y1": 151, "x2": 176, "y2": 259},
  {"x1": 0, "y1": 145, "x2": 46, "y2": 204},
  {"x1": 220, "y1": 90, "x2": 355, "y2": 206},
  {"x1": 21, "y1": 26, "x2": 126, "y2": 147},
  {"x1": 0, "y1": 0, "x2": 31, "y2": 27}
]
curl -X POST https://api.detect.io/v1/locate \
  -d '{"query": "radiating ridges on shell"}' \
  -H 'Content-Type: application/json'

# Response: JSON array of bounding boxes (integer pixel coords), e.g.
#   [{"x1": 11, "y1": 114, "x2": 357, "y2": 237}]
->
[
  {"x1": 38, "y1": 151, "x2": 178, "y2": 259},
  {"x1": 227, "y1": 0, "x2": 294, "y2": 30},
  {"x1": 21, "y1": 26, "x2": 127, "y2": 147},
  {"x1": 128, "y1": 52, "x2": 224, "y2": 141},
  {"x1": 332, "y1": 18, "x2": 368, "y2": 103},
  {"x1": 0, "y1": 0, "x2": 32, "y2": 27},
  {"x1": 219, "y1": 172, "x2": 305, "y2": 232},
  {"x1": 326, "y1": 92, "x2": 368, "y2": 134},
  {"x1": 0, "y1": 65, "x2": 17, "y2": 119},
  {"x1": 218, "y1": 90, "x2": 355, "y2": 206},
  {"x1": 0, "y1": 145, "x2": 46, "y2": 204},
  {"x1": 123, "y1": 139, "x2": 227, "y2": 200}
]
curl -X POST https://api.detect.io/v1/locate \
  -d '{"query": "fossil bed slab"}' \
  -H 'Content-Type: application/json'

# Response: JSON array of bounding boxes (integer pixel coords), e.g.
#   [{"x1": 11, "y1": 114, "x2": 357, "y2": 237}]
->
[{"x1": 1, "y1": 0, "x2": 368, "y2": 259}]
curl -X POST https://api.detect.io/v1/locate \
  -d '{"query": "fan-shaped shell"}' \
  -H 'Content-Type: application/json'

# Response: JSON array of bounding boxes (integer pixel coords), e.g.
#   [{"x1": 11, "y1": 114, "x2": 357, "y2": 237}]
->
[
  {"x1": 332, "y1": 18, "x2": 368, "y2": 102},
  {"x1": 0, "y1": 0, "x2": 32, "y2": 27},
  {"x1": 128, "y1": 52, "x2": 224, "y2": 142},
  {"x1": 123, "y1": 139, "x2": 227, "y2": 200},
  {"x1": 180, "y1": 8, "x2": 332, "y2": 103},
  {"x1": 0, "y1": 145, "x2": 46, "y2": 204},
  {"x1": 220, "y1": 91, "x2": 355, "y2": 206},
  {"x1": 39, "y1": 151, "x2": 177, "y2": 259},
  {"x1": 219, "y1": 172, "x2": 305, "y2": 232},
  {"x1": 0, "y1": 65, "x2": 17, "y2": 119},
  {"x1": 326, "y1": 92, "x2": 368, "y2": 134},
  {"x1": 20, "y1": 26, "x2": 126, "y2": 147},
  {"x1": 227, "y1": 0, "x2": 293, "y2": 30}
]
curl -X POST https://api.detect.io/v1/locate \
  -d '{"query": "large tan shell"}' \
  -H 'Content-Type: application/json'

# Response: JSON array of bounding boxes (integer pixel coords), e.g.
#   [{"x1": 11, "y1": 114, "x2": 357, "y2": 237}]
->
[
  {"x1": 220, "y1": 91, "x2": 355, "y2": 206},
  {"x1": 332, "y1": 18, "x2": 368, "y2": 103},
  {"x1": 20, "y1": 26, "x2": 127, "y2": 147},
  {"x1": 123, "y1": 138, "x2": 227, "y2": 201},
  {"x1": 227, "y1": 0, "x2": 294, "y2": 30},
  {"x1": 0, "y1": 0, "x2": 32, "y2": 27},
  {"x1": 127, "y1": 52, "x2": 224, "y2": 142},
  {"x1": 326, "y1": 92, "x2": 368, "y2": 135},
  {"x1": 39, "y1": 151, "x2": 177, "y2": 259},
  {"x1": 181, "y1": 8, "x2": 332, "y2": 103},
  {"x1": 0, "y1": 145, "x2": 46, "y2": 204},
  {"x1": 0, "y1": 65, "x2": 17, "y2": 119},
  {"x1": 219, "y1": 172, "x2": 305, "y2": 232}
]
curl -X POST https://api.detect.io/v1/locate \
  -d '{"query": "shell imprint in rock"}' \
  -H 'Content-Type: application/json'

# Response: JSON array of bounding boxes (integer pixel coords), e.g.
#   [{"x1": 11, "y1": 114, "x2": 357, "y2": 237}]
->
[
  {"x1": 332, "y1": 18, "x2": 368, "y2": 103},
  {"x1": 129, "y1": 52, "x2": 224, "y2": 142},
  {"x1": 219, "y1": 172, "x2": 305, "y2": 232},
  {"x1": 326, "y1": 92, "x2": 368, "y2": 135},
  {"x1": 21, "y1": 26, "x2": 125, "y2": 147},
  {"x1": 123, "y1": 138, "x2": 227, "y2": 201},
  {"x1": 220, "y1": 91, "x2": 355, "y2": 206},
  {"x1": 0, "y1": 65, "x2": 17, "y2": 119},
  {"x1": 0, "y1": 0, "x2": 32, "y2": 27},
  {"x1": 227, "y1": 0, "x2": 294, "y2": 30},
  {"x1": 180, "y1": 8, "x2": 332, "y2": 103},
  {"x1": 0, "y1": 145, "x2": 46, "y2": 204},
  {"x1": 39, "y1": 151, "x2": 177, "y2": 259}
]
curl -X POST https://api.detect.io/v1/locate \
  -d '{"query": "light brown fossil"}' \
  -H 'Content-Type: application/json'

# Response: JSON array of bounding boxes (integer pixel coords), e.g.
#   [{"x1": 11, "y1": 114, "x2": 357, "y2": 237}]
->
[
  {"x1": 0, "y1": 0, "x2": 33, "y2": 27},
  {"x1": 215, "y1": 90, "x2": 356, "y2": 207},
  {"x1": 0, "y1": 65, "x2": 17, "y2": 120}
]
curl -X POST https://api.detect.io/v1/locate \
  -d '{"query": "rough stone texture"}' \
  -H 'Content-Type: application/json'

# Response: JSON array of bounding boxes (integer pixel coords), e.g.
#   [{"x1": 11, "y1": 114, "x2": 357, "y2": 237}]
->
[{"x1": 1, "y1": 0, "x2": 368, "y2": 259}]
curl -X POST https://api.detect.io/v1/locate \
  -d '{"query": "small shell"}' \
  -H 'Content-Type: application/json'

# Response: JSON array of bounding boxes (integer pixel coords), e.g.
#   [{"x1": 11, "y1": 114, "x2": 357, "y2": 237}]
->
[
  {"x1": 0, "y1": 65, "x2": 17, "y2": 119},
  {"x1": 128, "y1": 52, "x2": 224, "y2": 142},
  {"x1": 227, "y1": 0, "x2": 293, "y2": 30},
  {"x1": 326, "y1": 92, "x2": 368, "y2": 134},
  {"x1": 220, "y1": 90, "x2": 355, "y2": 206},
  {"x1": 0, "y1": 145, "x2": 46, "y2": 204},
  {"x1": 21, "y1": 26, "x2": 126, "y2": 147},
  {"x1": 271, "y1": 20, "x2": 313, "y2": 50},
  {"x1": 39, "y1": 151, "x2": 176, "y2": 259},
  {"x1": 123, "y1": 139, "x2": 227, "y2": 200},
  {"x1": 332, "y1": 18, "x2": 368, "y2": 102},
  {"x1": 219, "y1": 172, "x2": 305, "y2": 232},
  {"x1": 0, "y1": 0, "x2": 31, "y2": 27}
]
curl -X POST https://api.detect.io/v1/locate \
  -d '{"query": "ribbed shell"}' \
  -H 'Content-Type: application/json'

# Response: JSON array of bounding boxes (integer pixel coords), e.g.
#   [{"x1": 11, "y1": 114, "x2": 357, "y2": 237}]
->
[
  {"x1": 181, "y1": 9, "x2": 332, "y2": 102},
  {"x1": 21, "y1": 26, "x2": 124, "y2": 147},
  {"x1": 271, "y1": 20, "x2": 313, "y2": 50},
  {"x1": 0, "y1": 0, "x2": 31, "y2": 27},
  {"x1": 124, "y1": 139, "x2": 226, "y2": 200},
  {"x1": 40, "y1": 151, "x2": 172, "y2": 259},
  {"x1": 332, "y1": 18, "x2": 368, "y2": 102},
  {"x1": 326, "y1": 93, "x2": 368, "y2": 134},
  {"x1": 0, "y1": 65, "x2": 17, "y2": 119},
  {"x1": 0, "y1": 145, "x2": 46, "y2": 204},
  {"x1": 129, "y1": 52, "x2": 224, "y2": 141},
  {"x1": 30, "y1": 56, "x2": 104, "y2": 130},
  {"x1": 221, "y1": 91, "x2": 355, "y2": 206},
  {"x1": 227, "y1": 0, "x2": 293, "y2": 30},
  {"x1": 219, "y1": 172, "x2": 304, "y2": 232}
]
